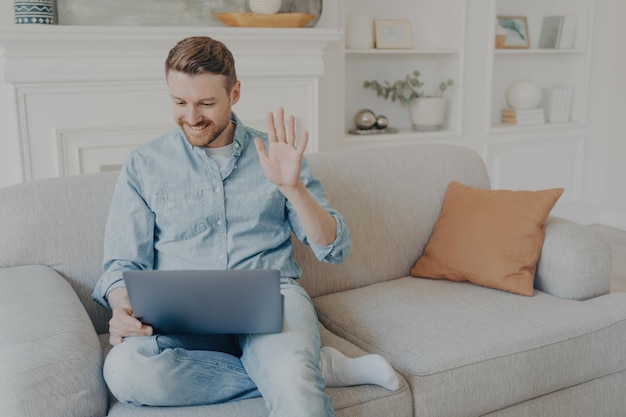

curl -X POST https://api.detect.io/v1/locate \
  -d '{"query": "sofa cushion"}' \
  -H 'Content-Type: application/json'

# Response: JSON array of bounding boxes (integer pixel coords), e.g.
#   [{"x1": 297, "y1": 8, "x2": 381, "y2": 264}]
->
[
  {"x1": 536, "y1": 217, "x2": 612, "y2": 300},
  {"x1": 102, "y1": 323, "x2": 412, "y2": 417},
  {"x1": 0, "y1": 172, "x2": 118, "y2": 334},
  {"x1": 0, "y1": 265, "x2": 108, "y2": 417},
  {"x1": 314, "y1": 277, "x2": 626, "y2": 417},
  {"x1": 411, "y1": 181, "x2": 563, "y2": 296}
]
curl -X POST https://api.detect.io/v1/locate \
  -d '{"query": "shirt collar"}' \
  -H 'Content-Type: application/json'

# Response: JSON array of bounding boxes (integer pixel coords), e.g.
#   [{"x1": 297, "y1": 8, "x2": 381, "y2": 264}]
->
[{"x1": 230, "y1": 112, "x2": 246, "y2": 157}]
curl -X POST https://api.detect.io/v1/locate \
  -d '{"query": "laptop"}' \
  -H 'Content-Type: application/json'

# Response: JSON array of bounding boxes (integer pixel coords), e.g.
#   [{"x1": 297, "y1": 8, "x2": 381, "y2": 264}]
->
[{"x1": 123, "y1": 269, "x2": 283, "y2": 335}]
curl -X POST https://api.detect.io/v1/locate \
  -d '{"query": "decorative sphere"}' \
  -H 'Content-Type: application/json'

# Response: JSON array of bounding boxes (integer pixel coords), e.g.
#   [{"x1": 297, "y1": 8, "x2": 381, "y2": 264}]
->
[
  {"x1": 354, "y1": 109, "x2": 377, "y2": 130},
  {"x1": 375, "y1": 115, "x2": 389, "y2": 129},
  {"x1": 506, "y1": 79, "x2": 542, "y2": 109}
]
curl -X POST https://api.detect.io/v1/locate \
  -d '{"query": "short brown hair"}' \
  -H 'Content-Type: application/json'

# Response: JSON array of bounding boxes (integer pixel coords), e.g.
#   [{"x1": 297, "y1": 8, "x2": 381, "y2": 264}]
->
[{"x1": 165, "y1": 36, "x2": 237, "y2": 92}]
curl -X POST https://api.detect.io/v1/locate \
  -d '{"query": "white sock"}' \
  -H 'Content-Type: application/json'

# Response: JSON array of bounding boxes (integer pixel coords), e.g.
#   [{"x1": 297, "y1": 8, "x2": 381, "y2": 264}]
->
[{"x1": 320, "y1": 346, "x2": 400, "y2": 391}]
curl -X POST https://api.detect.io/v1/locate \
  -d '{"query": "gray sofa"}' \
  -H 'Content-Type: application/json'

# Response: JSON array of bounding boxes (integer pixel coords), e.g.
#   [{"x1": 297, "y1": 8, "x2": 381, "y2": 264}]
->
[{"x1": 2, "y1": 143, "x2": 626, "y2": 417}]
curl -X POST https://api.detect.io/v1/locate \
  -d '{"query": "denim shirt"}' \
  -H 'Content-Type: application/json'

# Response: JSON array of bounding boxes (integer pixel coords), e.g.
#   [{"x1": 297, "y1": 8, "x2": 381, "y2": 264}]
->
[{"x1": 92, "y1": 113, "x2": 351, "y2": 309}]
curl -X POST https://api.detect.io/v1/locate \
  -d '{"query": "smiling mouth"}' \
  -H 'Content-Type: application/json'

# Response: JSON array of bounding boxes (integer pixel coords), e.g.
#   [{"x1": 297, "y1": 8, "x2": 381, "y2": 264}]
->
[{"x1": 188, "y1": 122, "x2": 210, "y2": 132}]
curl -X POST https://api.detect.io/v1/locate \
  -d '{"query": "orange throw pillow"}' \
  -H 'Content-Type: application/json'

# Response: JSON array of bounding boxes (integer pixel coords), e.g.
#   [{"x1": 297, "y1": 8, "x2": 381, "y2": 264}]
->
[{"x1": 411, "y1": 181, "x2": 564, "y2": 296}]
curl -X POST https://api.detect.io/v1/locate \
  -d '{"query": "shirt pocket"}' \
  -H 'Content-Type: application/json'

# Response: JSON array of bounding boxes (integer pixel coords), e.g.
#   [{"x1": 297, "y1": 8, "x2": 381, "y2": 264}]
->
[{"x1": 151, "y1": 190, "x2": 207, "y2": 241}]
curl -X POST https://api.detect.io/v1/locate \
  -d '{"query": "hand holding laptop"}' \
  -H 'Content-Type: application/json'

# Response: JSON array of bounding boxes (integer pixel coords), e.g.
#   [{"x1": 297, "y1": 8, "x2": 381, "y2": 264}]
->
[
  {"x1": 122, "y1": 269, "x2": 283, "y2": 336},
  {"x1": 107, "y1": 287, "x2": 153, "y2": 346}
]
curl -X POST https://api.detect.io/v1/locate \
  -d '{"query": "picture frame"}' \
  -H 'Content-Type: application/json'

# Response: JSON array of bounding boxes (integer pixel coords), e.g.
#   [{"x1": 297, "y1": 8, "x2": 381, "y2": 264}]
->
[
  {"x1": 374, "y1": 19, "x2": 412, "y2": 49},
  {"x1": 496, "y1": 16, "x2": 530, "y2": 49}
]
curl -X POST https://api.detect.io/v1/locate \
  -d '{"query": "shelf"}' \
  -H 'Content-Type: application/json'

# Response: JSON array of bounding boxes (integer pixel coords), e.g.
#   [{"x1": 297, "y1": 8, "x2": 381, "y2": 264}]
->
[
  {"x1": 346, "y1": 48, "x2": 460, "y2": 55},
  {"x1": 342, "y1": 129, "x2": 460, "y2": 143},
  {"x1": 490, "y1": 122, "x2": 585, "y2": 134},
  {"x1": 0, "y1": 25, "x2": 340, "y2": 84},
  {"x1": 341, "y1": 0, "x2": 465, "y2": 147},
  {"x1": 494, "y1": 48, "x2": 586, "y2": 55},
  {"x1": 490, "y1": 0, "x2": 593, "y2": 135}
]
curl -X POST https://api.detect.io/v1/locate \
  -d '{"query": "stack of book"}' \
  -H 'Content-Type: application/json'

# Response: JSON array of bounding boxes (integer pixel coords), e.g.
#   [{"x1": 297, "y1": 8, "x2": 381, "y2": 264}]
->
[
  {"x1": 501, "y1": 108, "x2": 545, "y2": 125},
  {"x1": 538, "y1": 15, "x2": 578, "y2": 49},
  {"x1": 543, "y1": 85, "x2": 574, "y2": 123}
]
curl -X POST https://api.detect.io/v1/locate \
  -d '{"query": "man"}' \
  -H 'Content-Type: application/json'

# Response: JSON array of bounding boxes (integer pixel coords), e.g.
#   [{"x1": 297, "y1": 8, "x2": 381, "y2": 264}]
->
[{"x1": 92, "y1": 36, "x2": 398, "y2": 416}]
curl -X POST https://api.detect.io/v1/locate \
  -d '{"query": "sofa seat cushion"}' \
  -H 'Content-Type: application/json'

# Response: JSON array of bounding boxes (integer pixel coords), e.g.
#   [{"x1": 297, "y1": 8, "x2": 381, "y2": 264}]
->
[
  {"x1": 313, "y1": 277, "x2": 626, "y2": 417},
  {"x1": 101, "y1": 323, "x2": 412, "y2": 417}
]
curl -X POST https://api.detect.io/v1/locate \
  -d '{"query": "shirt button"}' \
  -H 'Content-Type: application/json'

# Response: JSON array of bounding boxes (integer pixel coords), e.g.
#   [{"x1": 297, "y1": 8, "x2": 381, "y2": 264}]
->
[{"x1": 217, "y1": 220, "x2": 223, "y2": 226}]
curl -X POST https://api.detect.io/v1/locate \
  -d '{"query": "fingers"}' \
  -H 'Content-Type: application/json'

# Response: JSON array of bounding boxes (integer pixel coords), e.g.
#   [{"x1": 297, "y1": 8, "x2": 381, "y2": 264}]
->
[
  {"x1": 275, "y1": 107, "x2": 287, "y2": 144},
  {"x1": 267, "y1": 107, "x2": 304, "y2": 149},
  {"x1": 266, "y1": 108, "x2": 288, "y2": 144},
  {"x1": 267, "y1": 111, "x2": 277, "y2": 143},
  {"x1": 108, "y1": 306, "x2": 153, "y2": 345}
]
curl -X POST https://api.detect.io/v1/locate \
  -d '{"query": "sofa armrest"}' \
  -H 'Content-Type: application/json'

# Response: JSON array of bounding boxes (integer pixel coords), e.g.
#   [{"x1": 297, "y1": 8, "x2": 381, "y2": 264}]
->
[
  {"x1": 0, "y1": 265, "x2": 108, "y2": 417},
  {"x1": 535, "y1": 217, "x2": 612, "y2": 300}
]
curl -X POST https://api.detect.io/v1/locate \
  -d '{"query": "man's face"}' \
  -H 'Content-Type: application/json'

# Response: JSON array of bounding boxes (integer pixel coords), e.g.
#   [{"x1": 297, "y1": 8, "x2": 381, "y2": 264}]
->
[{"x1": 167, "y1": 70, "x2": 240, "y2": 148}]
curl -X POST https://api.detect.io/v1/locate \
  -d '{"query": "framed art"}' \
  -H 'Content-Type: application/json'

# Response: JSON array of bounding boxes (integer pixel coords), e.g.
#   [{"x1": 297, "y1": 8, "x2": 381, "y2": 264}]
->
[
  {"x1": 374, "y1": 19, "x2": 412, "y2": 49},
  {"x1": 497, "y1": 16, "x2": 530, "y2": 48}
]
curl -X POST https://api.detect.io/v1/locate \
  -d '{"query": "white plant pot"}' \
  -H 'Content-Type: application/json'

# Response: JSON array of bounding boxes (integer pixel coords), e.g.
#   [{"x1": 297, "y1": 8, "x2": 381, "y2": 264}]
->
[
  {"x1": 249, "y1": 0, "x2": 282, "y2": 14},
  {"x1": 409, "y1": 97, "x2": 447, "y2": 132}
]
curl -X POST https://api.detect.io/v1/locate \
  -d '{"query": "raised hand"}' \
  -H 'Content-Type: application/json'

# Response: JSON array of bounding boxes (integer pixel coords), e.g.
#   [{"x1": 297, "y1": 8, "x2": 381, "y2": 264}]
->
[{"x1": 254, "y1": 107, "x2": 309, "y2": 190}]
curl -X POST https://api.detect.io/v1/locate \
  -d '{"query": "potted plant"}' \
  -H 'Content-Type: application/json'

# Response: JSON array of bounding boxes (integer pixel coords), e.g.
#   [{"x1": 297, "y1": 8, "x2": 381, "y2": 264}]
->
[{"x1": 363, "y1": 70, "x2": 453, "y2": 132}]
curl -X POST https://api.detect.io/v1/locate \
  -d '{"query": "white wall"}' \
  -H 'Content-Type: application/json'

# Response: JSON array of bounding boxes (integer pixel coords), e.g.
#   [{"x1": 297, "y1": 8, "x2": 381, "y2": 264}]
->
[
  {"x1": 0, "y1": 0, "x2": 12, "y2": 26},
  {"x1": 0, "y1": 55, "x2": 22, "y2": 186},
  {"x1": 0, "y1": 0, "x2": 21, "y2": 186},
  {"x1": 597, "y1": 0, "x2": 626, "y2": 229},
  {"x1": 1, "y1": 0, "x2": 625, "y2": 229}
]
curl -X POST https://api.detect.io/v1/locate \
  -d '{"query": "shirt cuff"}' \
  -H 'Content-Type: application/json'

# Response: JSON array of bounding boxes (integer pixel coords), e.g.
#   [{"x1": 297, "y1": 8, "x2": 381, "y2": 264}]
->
[{"x1": 308, "y1": 214, "x2": 350, "y2": 263}]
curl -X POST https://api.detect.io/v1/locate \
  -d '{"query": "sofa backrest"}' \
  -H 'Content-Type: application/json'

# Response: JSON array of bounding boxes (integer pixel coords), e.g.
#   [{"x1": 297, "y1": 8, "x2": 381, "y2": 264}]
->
[
  {"x1": 295, "y1": 144, "x2": 490, "y2": 298},
  {"x1": 0, "y1": 144, "x2": 489, "y2": 334},
  {"x1": 0, "y1": 171, "x2": 118, "y2": 334}
]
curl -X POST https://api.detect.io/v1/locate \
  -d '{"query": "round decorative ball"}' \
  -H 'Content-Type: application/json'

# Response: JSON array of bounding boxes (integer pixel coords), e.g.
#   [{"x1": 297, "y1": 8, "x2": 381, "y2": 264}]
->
[
  {"x1": 354, "y1": 109, "x2": 377, "y2": 130},
  {"x1": 249, "y1": 0, "x2": 282, "y2": 14},
  {"x1": 506, "y1": 79, "x2": 542, "y2": 109},
  {"x1": 375, "y1": 115, "x2": 389, "y2": 129}
]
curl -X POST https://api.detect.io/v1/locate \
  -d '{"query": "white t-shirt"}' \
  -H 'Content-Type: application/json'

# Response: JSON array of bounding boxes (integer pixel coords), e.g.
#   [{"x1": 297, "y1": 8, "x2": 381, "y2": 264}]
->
[{"x1": 203, "y1": 143, "x2": 235, "y2": 177}]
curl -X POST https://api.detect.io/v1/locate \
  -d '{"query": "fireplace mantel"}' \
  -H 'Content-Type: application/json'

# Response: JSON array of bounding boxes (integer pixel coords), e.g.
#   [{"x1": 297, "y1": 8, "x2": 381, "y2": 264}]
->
[
  {"x1": 0, "y1": 25, "x2": 340, "y2": 82},
  {"x1": 0, "y1": 25, "x2": 340, "y2": 181}
]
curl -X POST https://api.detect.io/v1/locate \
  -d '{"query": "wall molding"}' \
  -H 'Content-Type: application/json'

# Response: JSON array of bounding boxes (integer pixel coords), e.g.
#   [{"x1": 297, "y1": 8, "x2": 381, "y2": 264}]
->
[
  {"x1": 56, "y1": 124, "x2": 172, "y2": 176},
  {"x1": 0, "y1": 26, "x2": 340, "y2": 84}
]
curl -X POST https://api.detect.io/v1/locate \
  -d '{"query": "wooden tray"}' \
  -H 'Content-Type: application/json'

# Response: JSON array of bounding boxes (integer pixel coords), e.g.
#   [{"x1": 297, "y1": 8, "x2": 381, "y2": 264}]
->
[{"x1": 213, "y1": 12, "x2": 317, "y2": 28}]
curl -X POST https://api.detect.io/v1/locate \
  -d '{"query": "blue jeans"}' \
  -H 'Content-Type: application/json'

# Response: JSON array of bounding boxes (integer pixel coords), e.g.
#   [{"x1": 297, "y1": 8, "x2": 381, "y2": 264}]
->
[{"x1": 103, "y1": 278, "x2": 335, "y2": 417}]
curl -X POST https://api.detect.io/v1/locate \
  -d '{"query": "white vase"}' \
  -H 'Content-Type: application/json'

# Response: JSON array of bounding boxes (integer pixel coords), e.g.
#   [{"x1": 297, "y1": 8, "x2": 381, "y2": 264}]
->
[
  {"x1": 346, "y1": 14, "x2": 374, "y2": 50},
  {"x1": 249, "y1": 0, "x2": 282, "y2": 14},
  {"x1": 409, "y1": 97, "x2": 447, "y2": 132}
]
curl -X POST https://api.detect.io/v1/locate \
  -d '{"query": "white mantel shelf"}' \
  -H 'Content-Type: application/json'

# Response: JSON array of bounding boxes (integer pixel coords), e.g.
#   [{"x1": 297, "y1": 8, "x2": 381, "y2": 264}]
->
[{"x1": 0, "y1": 25, "x2": 341, "y2": 83}]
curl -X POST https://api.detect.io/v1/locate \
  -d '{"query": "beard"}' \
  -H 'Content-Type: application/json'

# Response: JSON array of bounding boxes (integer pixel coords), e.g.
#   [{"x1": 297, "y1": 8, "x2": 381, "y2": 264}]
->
[{"x1": 180, "y1": 118, "x2": 231, "y2": 148}]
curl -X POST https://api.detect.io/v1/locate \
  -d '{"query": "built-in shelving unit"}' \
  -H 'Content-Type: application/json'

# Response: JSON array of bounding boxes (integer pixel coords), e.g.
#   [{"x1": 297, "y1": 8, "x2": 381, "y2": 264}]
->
[
  {"x1": 489, "y1": 0, "x2": 594, "y2": 132},
  {"x1": 481, "y1": 0, "x2": 595, "y2": 214},
  {"x1": 339, "y1": 0, "x2": 465, "y2": 147}
]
